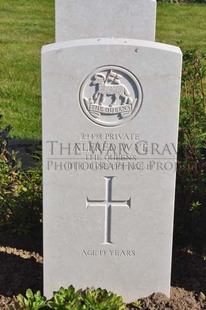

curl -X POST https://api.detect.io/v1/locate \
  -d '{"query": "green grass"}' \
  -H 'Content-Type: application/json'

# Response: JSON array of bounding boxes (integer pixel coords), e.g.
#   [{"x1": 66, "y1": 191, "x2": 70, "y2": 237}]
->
[
  {"x1": 0, "y1": 0, "x2": 54, "y2": 139},
  {"x1": 156, "y1": 4, "x2": 206, "y2": 50},
  {"x1": 0, "y1": 2, "x2": 205, "y2": 139}
]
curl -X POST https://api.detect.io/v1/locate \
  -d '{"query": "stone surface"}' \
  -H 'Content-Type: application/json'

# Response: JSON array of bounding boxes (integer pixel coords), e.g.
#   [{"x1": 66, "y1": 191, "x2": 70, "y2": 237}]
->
[
  {"x1": 55, "y1": 0, "x2": 157, "y2": 42},
  {"x1": 42, "y1": 38, "x2": 182, "y2": 302}
]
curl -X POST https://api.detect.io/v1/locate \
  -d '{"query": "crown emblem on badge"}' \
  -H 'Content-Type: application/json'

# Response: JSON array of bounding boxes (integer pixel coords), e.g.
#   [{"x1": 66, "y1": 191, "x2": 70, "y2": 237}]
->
[{"x1": 79, "y1": 66, "x2": 143, "y2": 127}]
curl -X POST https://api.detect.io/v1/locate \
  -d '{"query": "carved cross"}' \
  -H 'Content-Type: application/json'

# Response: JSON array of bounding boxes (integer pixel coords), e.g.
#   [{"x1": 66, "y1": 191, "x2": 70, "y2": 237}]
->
[{"x1": 86, "y1": 176, "x2": 131, "y2": 244}]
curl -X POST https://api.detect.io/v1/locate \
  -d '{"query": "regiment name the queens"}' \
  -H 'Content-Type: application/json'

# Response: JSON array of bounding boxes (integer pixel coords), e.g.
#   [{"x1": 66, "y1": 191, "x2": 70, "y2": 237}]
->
[{"x1": 89, "y1": 103, "x2": 132, "y2": 114}]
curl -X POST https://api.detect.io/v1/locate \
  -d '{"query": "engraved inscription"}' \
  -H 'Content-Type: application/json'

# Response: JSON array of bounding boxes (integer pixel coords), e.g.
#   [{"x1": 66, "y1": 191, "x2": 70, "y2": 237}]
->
[
  {"x1": 46, "y1": 136, "x2": 177, "y2": 172},
  {"x1": 79, "y1": 66, "x2": 143, "y2": 127},
  {"x1": 86, "y1": 176, "x2": 131, "y2": 244},
  {"x1": 82, "y1": 249, "x2": 136, "y2": 257}
]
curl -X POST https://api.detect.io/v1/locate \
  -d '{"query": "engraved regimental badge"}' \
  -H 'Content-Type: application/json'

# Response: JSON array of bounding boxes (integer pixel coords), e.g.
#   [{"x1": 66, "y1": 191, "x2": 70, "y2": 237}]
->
[{"x1": 79, "y1": 66, "x2": 143, "y2": 127}]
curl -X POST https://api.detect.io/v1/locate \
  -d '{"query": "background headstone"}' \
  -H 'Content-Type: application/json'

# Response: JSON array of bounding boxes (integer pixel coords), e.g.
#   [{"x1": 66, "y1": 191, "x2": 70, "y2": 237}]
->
[
  {"x1": 42, "y1": 38, "x2": 182, "y2": 302},
  {"x1": 55, "y1": 0, "x2": 157, "y2": 42}
]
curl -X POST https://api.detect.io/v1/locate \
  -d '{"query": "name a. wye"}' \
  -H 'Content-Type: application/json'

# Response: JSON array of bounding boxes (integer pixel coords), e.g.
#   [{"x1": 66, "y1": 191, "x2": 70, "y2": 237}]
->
[{"x1": 82, "y1": 249, "x2": 136, "y2": 257}]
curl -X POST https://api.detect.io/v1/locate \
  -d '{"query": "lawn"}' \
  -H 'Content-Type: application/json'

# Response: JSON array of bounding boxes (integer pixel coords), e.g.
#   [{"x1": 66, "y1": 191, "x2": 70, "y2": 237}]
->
[
  {"x1": 157, "y1": 3, "x2": 206, "y2": 50},
  {"x1": 0, "y1": 1, "x2": 205, "y2": 139},
  {"x1": 0, "y1": 0, "x2": 54, "y2": 139}
]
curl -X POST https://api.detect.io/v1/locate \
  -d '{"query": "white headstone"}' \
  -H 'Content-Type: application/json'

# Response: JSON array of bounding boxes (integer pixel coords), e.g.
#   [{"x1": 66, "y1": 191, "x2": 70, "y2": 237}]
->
[
  {"x1": 55, "y1": 0, "x2": 157, "y2": 42},
  {"x1": 42, "y1": 38, "x2": 182, "y2": 302}
]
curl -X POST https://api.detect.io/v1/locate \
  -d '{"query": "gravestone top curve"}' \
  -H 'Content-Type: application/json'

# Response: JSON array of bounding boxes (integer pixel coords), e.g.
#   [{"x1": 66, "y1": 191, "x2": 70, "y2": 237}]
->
[{"x1": 42, "y1": 38, "x2": 181, "y2": 55}]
